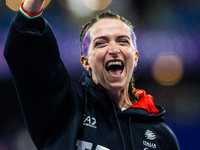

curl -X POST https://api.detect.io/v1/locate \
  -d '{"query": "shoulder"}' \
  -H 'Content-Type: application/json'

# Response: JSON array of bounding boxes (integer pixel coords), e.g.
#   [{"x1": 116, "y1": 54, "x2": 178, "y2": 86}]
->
[{"x1": 157, "y1": 122, "x2": 180, "y2": 149}]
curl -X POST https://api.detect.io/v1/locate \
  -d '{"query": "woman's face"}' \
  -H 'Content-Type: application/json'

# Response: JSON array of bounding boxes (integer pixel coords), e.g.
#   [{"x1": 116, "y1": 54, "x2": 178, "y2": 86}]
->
[{"x1": 81, "y1": 18, "x2": 138, "y2": 92}]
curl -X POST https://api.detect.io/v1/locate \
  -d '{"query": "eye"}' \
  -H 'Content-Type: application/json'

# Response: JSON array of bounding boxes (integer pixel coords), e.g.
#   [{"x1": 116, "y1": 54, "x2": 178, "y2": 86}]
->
[
  {"x1": 95, "y1": 41, "x2": 107, "y2": 48},
  {"x1": 120, "y1": 40, "x2": 129, "y2": 43},
  {"x1": 119, "y1": 39, "x2": 129, "y2": 45},
  {"x1": 95, "y1": 41, "x2": 103, "y2": 46}
]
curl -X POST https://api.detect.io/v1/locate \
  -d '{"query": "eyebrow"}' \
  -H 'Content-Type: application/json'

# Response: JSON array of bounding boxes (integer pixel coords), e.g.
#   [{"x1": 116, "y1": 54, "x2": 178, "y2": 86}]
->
[
  {"x1": 93, "y1": 35, "x2": 130, "y2": 42},
  {"x1": 116, "y1": 35, "x2": 131, "y2": 40},
  {"x1": 93, "y1": 36, "x2": 109, "y2": 42}
]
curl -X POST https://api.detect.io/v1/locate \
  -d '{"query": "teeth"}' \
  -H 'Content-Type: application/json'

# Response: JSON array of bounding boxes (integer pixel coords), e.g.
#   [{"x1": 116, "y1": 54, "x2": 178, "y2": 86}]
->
[{"x1": 107, "y1": 61, "x2": 122, "y2": 67}]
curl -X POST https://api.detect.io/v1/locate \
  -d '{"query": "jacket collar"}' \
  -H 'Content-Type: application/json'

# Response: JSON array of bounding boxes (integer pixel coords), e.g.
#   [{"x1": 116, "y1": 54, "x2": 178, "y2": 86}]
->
[{"x1": 82, "y1": 76, "x2": 165, "y2": 120}]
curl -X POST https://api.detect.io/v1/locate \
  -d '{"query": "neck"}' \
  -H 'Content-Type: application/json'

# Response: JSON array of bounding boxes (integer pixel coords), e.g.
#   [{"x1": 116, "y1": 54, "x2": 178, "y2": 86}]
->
[{"x1": 104, "y1": 86, "x2": 132, "y2": 109}]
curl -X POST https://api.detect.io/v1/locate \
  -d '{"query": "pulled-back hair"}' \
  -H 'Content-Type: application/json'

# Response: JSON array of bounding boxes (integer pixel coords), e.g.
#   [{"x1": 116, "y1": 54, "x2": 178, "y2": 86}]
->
[
  {"x1": 80, "y1": 10, "x2": 134, "y2": 53},
  {"x1": 80, "y1": 10, "x2": 139, "y2": 102}
]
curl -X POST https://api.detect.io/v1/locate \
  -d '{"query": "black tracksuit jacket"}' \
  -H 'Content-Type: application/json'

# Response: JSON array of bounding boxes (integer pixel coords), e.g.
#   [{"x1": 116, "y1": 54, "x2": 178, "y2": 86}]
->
[{"x1": 4, "y1": 12, "x2": 180, "y2": 150}]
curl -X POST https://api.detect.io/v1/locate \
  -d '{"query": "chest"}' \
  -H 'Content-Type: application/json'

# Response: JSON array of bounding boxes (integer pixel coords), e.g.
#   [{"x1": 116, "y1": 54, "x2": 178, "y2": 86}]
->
[{"x1": 77, "y1": 107, "x2": 161, "y2": 150}]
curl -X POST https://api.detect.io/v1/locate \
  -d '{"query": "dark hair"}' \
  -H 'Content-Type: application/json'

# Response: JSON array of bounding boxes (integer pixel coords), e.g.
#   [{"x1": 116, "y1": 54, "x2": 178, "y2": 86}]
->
[{"x1": 80, "y1": 10, "x2": 139, "y2": 102}]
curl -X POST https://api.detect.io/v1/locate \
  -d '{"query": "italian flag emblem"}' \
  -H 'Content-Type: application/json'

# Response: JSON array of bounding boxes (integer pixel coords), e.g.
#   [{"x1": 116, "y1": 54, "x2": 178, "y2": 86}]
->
[{"x1": 145, "y1": 129, "x2": 156, "y2": 140}]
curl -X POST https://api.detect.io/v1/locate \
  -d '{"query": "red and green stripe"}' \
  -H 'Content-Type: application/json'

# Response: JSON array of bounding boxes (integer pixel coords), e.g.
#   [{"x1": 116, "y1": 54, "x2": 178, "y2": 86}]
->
[{"x1": 19, "y1": 2, "x2": 43, "y2": 20}]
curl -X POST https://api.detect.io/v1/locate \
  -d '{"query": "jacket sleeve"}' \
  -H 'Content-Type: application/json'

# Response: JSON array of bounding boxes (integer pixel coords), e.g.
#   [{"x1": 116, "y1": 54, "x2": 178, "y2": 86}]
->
[{"x1": 4, "y1": 11, "x2": 83, "y2": 149}]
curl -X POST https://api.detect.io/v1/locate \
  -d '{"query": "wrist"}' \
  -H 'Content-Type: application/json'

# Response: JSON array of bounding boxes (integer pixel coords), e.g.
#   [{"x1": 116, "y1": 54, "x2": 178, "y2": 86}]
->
[{"x1": 19, "y1": 2, "x2": 43, "y2": 20}]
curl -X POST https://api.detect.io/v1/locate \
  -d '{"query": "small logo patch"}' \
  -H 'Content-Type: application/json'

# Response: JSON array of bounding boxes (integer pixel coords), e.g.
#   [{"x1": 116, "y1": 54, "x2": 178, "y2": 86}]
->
[
  {"x1": 83, "y1": 114, "x2": 97, "y2": 129},
  {"x1": 145, "y1": 130, "x2": 156, "y2": 140}
]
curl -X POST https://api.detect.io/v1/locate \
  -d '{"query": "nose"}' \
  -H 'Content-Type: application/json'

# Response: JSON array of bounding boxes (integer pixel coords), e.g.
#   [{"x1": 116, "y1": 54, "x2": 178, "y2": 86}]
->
[{"x1": 108, "y1": 42, "x2": 120, "y2": 56}]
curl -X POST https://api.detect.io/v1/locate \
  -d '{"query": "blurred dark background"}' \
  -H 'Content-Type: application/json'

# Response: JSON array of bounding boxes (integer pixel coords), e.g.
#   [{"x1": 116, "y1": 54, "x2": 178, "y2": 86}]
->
[{"x1": 0, "y1": 0, "x2": 200, "y2": 149}]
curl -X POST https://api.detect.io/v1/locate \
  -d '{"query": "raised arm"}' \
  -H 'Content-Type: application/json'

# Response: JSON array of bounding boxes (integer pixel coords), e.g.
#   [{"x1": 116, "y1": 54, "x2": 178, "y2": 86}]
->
[{"x1": 4, "y1": 0, "x2": 77, "y2": 148}]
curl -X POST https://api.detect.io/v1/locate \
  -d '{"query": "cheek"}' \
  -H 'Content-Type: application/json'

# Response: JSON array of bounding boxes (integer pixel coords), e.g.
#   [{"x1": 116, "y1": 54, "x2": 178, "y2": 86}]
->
[
  {"x1": 125, "y1": 51, "x2": 136, "y2": 69},
  {"x1": 88, "y1": 50, "x2": 106, "y2": 67},
  {"x1": 88, "y1": 54, "x2": 105, "y2": 82}
]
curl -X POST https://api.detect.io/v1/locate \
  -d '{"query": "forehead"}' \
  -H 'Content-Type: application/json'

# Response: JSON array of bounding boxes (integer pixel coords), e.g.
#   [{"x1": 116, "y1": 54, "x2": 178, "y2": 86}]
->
[{"x1": 90, "y1": 18, "x2": 131, "y2": 39}]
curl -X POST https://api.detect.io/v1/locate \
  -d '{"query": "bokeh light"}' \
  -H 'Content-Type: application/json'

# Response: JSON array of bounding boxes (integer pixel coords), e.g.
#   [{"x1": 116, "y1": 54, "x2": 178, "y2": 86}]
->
[
  {"x1": 83, "y1": 0, "x2": 112, "y2": 11},
  {"x1": 58, "y1": 0, "x2": 112, "y2": 19},
  {"x1": 6, "y1": 0, "x2": 51, "y2": 11},
  {"x1": 6, "y1": 0, "x2": 21, "y2": 11},
  {"x1": 152, "y1": 53, "x2": 184, "y2": 86},
  {"x1": 58, "y1": 0, "x2": 94, "y2": 18}
]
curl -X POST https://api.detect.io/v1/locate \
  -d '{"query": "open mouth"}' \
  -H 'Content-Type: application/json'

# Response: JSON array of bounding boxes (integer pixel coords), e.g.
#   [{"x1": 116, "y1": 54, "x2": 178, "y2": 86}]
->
[{"x1": 105, "y1": 60, "x2": 124, "y2": 75}]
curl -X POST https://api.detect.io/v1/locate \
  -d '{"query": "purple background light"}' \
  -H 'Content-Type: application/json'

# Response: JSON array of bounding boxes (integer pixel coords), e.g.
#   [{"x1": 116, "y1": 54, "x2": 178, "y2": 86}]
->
[{"x1": 0, "y1": 0, "x2": 200, "y2": 149}]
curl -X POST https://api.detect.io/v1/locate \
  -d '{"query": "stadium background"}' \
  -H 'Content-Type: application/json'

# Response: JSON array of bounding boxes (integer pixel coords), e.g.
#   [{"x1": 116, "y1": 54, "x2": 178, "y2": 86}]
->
[{"x1": 0, "y1": 0, "x2": 200, "y2": 149}]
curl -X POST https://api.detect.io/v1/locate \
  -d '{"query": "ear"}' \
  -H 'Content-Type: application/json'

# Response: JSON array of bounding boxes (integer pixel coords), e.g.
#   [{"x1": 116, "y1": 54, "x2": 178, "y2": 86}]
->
[
  {"x1": 134, "y1": 51, "x2": 139, "y2": 67},
  {"x1": 81, "y1": 55, "x2": 91, "y2": 71}
]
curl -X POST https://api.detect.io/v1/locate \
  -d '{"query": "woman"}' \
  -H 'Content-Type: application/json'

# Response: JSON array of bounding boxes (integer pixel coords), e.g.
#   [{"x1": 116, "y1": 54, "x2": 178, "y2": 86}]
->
[{"x1": 4, "y1": 0, "x2": 180, "y2": 149}]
